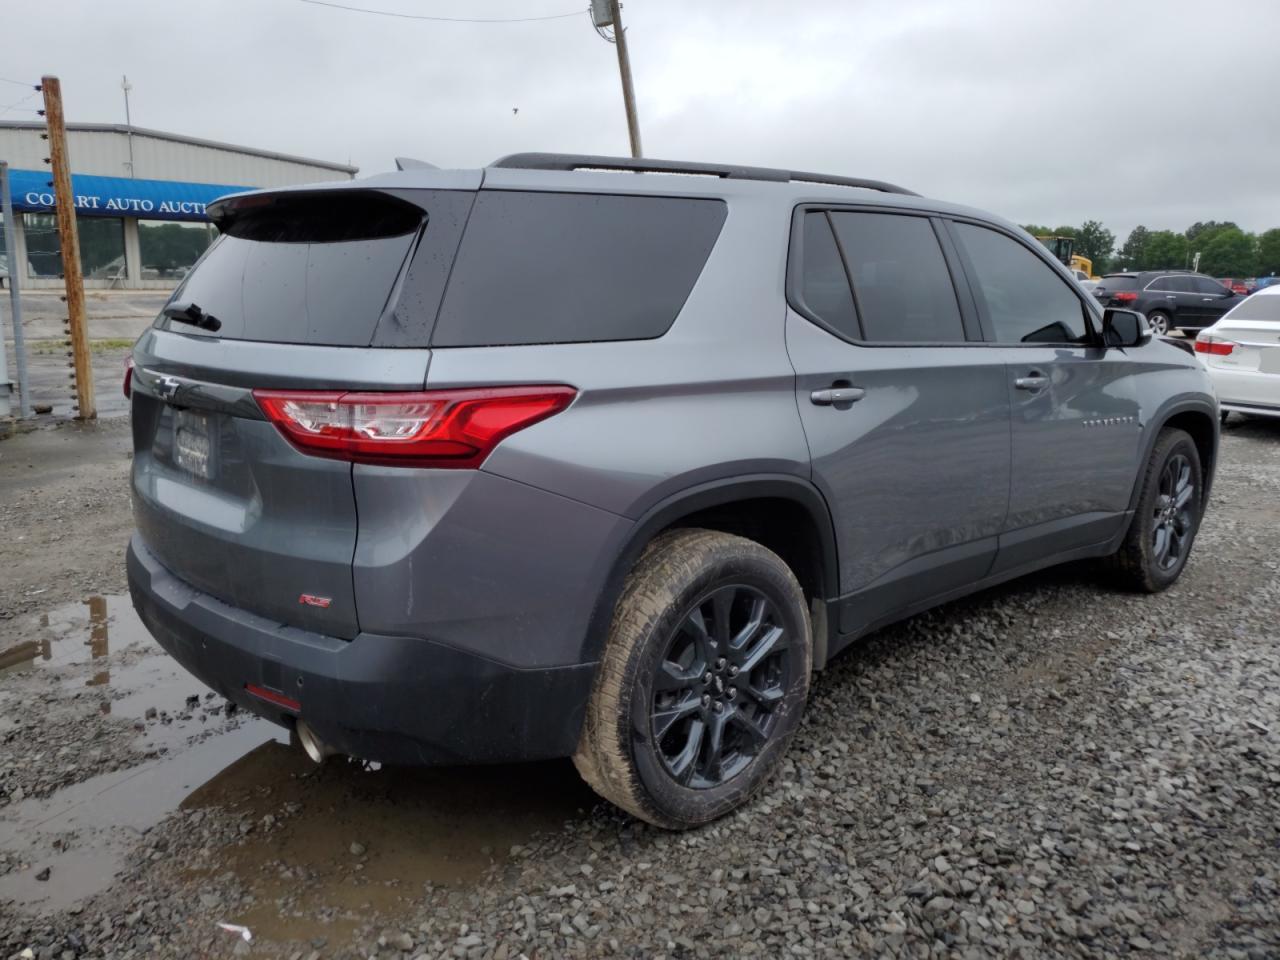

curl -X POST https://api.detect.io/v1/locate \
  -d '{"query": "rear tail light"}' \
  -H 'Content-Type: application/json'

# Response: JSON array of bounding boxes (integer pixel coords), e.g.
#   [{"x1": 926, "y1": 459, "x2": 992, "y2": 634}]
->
[
  {"x1": 253, "y1": 385, "x2": 577, "y2": 468},
  {"x1": 123, "y1": 356, "x2": 135, "y2": 399},
  {"x1": 1194, "y1": 334, "x2": 1235, "y2": 356},
  {"x1": 1113, "y1": 291, "x2": 1139, "y2": 304}
]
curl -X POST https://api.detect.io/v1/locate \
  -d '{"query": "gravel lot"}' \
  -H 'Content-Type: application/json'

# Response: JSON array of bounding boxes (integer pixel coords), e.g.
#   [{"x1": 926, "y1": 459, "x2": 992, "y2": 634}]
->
[{"x1": 1, "y1": 415, "x2": 1278, "y2": 959}]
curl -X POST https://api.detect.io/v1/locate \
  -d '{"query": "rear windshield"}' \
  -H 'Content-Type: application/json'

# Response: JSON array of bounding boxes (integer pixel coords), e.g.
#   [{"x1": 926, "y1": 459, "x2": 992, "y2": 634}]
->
[
  {"x1": 1096, "y1": 275, "x2": 1138, "y2": 291},
  {"x1": 1229, "y1": 294, "x2": 1280, "y2": 322},
  {"x1": 161, "y1": 192, "x2": 423, "y2": 346},
  {"x1": 430, "y1": 191, "x2": 727, "y2": 347}
]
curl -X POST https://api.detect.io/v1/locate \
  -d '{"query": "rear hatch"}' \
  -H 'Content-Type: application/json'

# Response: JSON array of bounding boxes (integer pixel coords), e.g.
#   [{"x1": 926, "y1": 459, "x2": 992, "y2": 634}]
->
[
  {"x1": 1093, "y1": 274, "x2": 1139, "y2": 306},
  {"x1": 130, "y1": 182, "x2": 476, "y2": 638}
]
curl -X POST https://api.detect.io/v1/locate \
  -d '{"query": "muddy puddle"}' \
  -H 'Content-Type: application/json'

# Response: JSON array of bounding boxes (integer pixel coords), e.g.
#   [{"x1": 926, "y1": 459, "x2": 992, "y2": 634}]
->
[{"x1": 1, "y1": 595, "x2": 595, "y2": 944}]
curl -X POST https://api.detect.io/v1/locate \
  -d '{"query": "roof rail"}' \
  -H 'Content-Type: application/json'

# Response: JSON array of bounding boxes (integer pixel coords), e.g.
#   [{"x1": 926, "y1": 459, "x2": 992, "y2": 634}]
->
[{"x1": 489, "y1": 152, "x2": 919, "y2": 197}]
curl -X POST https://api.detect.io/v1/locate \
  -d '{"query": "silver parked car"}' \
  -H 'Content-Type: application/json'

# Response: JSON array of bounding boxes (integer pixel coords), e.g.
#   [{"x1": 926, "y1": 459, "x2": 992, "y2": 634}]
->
[{"x1": 127, "y1": 153, "x2": 1219, "y2": 828}]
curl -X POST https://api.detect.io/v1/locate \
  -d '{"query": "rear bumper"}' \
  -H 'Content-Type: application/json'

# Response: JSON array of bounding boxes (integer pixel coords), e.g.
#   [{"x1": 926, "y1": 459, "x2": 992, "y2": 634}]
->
[{"x1": 127, "y1": 534, "x2": 596, "y2": 765}]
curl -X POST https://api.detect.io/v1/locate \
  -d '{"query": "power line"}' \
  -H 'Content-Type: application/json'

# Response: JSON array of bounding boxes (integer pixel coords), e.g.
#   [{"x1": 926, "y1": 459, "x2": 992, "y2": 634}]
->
[
  {"x1": 296, "y1": 0, "x2": 584, "y2": 23},
  {"x1": 0, "y1": 76, "x2": 35, "y2": 88},
  {"x1": 0, "y1": 90, "x2": 39, "y2": 117}
]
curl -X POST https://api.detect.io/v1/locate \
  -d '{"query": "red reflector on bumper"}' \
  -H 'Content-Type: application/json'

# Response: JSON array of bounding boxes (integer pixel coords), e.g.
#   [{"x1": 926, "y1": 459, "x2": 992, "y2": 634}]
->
[{"x1": 245, "y1": 683, "x2": 300, "y2": 712}]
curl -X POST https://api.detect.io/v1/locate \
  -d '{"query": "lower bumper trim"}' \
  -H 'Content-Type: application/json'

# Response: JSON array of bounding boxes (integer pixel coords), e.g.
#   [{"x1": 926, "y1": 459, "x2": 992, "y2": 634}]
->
[{"x1": 127, "y1": 533, "x2": 596, "y2": 766}]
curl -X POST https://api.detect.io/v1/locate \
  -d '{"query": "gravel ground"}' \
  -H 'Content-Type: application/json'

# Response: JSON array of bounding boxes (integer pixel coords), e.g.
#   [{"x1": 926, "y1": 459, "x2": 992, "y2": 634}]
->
[{"x1": 1, "y1": 416, "x2": 1278, "y2": 959}]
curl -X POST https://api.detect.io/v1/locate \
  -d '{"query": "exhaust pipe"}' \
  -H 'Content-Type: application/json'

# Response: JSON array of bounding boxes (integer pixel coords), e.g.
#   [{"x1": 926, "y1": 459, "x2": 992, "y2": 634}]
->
[{"x1": 295, "y1": 719, "x2": 336, "y2": 764}]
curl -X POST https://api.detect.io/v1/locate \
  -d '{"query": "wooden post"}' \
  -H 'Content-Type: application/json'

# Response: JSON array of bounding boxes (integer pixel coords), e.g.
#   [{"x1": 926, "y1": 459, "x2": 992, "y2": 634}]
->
[
  {"x1": 41, "y1": 75, "x2": 95, "y2": 420},
  {"x1": 608, "y1": 0, "x2": 642, "y2": 158}
]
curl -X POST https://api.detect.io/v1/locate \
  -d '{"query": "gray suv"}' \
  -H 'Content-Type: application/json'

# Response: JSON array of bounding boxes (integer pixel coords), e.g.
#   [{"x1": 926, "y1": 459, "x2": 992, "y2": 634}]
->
[{"x1": 126, "y1": 153, "x2": 1218, "y2": 829}]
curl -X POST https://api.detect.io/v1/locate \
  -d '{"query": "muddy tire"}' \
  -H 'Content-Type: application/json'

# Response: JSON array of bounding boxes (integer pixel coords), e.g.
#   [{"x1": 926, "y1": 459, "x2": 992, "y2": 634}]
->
[
  {"x1": 573, "y1": 529, "x2": 811, "y2": 829},
  {"x1": 1108, "y1": 428, "x2": 1203, "y2": 593}
]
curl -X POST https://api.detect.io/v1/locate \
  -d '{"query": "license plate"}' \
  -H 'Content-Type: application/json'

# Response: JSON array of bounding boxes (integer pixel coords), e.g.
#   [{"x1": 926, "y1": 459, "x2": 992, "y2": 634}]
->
[
  {"x1": 174, "y1": 409, "x2": 213, "y2": 479},
  {"x1": 1261, "y1": 348, "x2": 1280, "y2": 375}
]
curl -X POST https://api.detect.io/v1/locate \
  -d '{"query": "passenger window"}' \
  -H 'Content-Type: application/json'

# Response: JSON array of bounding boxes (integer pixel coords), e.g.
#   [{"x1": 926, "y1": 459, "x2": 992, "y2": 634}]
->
[
  {"x1": 952, "y1": 222, "x2": 1089, "y2": 344},
  {"x1": 797, "y1": 212, "x2": 858, "y2": 339},
  {"x1": 1158, "y1": 276, "x2": 1192, "y2": 293},
  {"x1": 829, "y1": 212, "x2": 965, "y2": 342},
  {"x1": 1192, "y1": 276, "x2": 1227, "y2": 295}
]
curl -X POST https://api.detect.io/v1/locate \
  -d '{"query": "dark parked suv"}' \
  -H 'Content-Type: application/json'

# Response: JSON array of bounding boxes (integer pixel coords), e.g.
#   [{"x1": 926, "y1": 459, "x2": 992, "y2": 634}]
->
[
  {"x1": 1092, "y1": 270, "x2": 1242, "y2": 335},
  {"x1": 127, "y1": 153, "x2": 1218, "y2": 828}
]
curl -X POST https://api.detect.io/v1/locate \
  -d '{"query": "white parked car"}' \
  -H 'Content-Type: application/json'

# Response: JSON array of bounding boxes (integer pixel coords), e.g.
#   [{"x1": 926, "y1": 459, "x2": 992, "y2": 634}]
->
[{"x1": 1195, "y1": 285, "x2": 1280, "y2": 422}]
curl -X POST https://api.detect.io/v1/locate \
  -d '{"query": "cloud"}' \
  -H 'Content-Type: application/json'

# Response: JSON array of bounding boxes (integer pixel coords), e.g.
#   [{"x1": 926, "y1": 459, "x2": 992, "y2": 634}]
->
[{"x1": 7, "y1": 0, "x2": 1278, "y2": 241}]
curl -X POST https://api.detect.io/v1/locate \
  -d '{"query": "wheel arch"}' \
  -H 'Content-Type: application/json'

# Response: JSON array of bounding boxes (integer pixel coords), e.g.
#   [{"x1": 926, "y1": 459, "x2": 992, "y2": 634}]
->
[
  {"x1": 1131, "y1": 399, "x2": 1220, "y2": 511},
  {"x1": 580, "y1": 475, "x2": 839, "y2": 666}
]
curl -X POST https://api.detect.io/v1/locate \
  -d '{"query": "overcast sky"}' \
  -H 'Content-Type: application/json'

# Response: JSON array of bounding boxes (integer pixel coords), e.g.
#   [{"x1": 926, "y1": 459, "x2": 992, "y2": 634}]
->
[{"x1": 4, "y1": 0, "x2": 1278, "y2": 242}]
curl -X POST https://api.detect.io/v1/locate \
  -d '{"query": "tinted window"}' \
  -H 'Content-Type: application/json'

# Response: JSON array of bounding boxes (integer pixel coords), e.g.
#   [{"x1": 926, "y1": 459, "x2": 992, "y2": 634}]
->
[
  {"x1": 1151, "y1": 275, "x2": 1192, "y2": 292},
  {"x1": 952, "y1": 222, "x2": 1089, "y2": 344},
  {"x1": 1098, "y1": 275, "x2": 1138, "y2": 291},
  {"x1": 797, "y1": 212, "x2": 857, "y2": 338},
  {"x1": 1192, "y1": 276, "x2": 1228, "y2": 294},
  {"x1": 167, "y1": 191, "x2": 425, "y2": 345},
  {"x1": 829, "y1": 212, "x2": 964, "y2": 342},
  {"x1": 432, "y1": 191, "x2": 726, "y2": 347}
]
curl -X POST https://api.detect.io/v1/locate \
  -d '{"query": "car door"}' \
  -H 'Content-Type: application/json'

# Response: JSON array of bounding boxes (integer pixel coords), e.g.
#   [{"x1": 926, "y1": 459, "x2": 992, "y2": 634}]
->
[
  {"x1": 1190, "y1": 275, "x2": 1240, "y2": 328},
  {"x1": 785, "y1": 208, "x2": 1011, "y2": 640},
  {"x1": 945, "y1": 220, "x2": 1145, "y2": 575},
  {"x1": 1159, "y1": 275, "x2": 1205, "y2": 326}
]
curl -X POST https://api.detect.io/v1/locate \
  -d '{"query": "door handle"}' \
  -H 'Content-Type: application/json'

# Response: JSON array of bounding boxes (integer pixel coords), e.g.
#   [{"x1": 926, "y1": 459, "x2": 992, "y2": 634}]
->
[
  {"x1": 1014, "y1": 375, "x2": 1048, "y2": 391},
  {"x1": 810, "y1": 387, "x2": 865, "y2": 406}
]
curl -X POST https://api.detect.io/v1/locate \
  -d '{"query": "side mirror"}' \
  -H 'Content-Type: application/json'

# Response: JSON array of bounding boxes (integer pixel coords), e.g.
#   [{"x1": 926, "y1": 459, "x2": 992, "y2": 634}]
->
[{"x1": 1103, "y1": 308, "x2": 1152, "y2": 348}]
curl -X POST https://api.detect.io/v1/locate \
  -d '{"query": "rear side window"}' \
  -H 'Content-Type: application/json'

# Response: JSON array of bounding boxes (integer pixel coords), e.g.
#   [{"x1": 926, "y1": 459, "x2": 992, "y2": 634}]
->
[
  {"x1": 796, "y1": 212, "x2": 857, "y2": 338},
  {"x1": 829, "y1": 212, "x2": 965, "y2": 342},
  {"x1": 952, "y1": 222, "x2": 1089, "y2": 344},
  {"x1": 431, "y1": 191, "x2": 726, "y2": 347},
  {"x1": 169, "y1": 191, "x2": 423, "y2": 346}
]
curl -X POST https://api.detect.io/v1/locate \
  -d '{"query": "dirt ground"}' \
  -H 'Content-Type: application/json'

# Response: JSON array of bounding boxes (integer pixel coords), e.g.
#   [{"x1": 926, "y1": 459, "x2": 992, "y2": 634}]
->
[{"x1": 1, "y1": 415, "x2": 1278, "y2": 959}]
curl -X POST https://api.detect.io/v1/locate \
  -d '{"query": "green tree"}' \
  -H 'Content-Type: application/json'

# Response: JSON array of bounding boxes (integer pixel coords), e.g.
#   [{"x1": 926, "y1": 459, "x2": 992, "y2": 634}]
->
[
  {"x1": 1185, "y1": 221, "x2": 1238, "y2": 246},
  {"x1": 1074, "y1": 220, "x2": 1115, "y2": 274},
  {"x1": 1116, "y1": 226, "x2": 1150, "y2": 270},
  {"x1": 1198, "y1": 227, "x2": 1256, "y2": 277},
  {"x1": 1144, "y1": 231, "x2": 1189, "y2": 270},
  {"x1": 1255, "y1": 228, "x2": 1280, "y2": 277}
]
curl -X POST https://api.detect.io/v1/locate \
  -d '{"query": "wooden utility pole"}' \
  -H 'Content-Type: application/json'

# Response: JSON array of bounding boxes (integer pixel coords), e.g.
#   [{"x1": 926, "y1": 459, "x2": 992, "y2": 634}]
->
[
  {"x1": 608, "y1": 0, "x2": 642, "y2": 158},
  {"x1": 41, "y1": 75, "x2": 95, "y2": 420}
]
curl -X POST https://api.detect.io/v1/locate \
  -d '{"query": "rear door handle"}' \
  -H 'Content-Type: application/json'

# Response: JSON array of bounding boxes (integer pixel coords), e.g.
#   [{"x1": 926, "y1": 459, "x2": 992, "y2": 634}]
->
[
  {"x1": 1014, "y1": 375, "x2": 1048, "y2": 391},
  {"x1": 810, "y1": 387, "x2": 865, "y2": 406}
]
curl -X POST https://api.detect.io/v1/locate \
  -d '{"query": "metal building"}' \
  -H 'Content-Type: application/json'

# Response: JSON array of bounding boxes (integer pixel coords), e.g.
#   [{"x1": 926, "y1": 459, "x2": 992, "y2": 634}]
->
[{"x1": 0, "y1": 121, "x2": 356, "y2": 289}]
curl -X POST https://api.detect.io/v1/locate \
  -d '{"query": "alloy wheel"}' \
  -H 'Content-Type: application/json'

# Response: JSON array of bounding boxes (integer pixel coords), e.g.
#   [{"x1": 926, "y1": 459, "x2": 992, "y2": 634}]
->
[
  {"x1": 1152, "y1": 453, "x2": 1194, "y2": 571},
  {"x1": 649, "y1": 584, "x2": 791, "y2": 789}
]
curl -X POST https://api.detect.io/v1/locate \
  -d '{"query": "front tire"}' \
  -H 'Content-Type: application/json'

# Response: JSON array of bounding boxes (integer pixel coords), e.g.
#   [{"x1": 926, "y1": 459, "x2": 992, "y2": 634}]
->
[
  {"x1": 1109, "y1": 429, "x2": 1203, "y2": 592},
  {"x1": 574, "y1": 529, "x2": 811, "y2": 829}
]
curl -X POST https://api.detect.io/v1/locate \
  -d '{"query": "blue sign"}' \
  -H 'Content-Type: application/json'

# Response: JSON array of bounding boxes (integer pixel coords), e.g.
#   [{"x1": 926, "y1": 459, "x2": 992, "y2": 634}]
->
[{"x1": 7, "y1": 168, "x2": 251, "y2": 222}]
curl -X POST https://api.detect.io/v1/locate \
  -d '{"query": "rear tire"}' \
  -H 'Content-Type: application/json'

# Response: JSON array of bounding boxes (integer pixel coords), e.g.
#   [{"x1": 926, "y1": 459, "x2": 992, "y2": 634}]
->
[
  {"x1": 1146, "y1": 310, "x2": 1171, "y2": 336},
  {"x1": 1108, "y1": 429, "x2": 1203, "y2": 592},
  {"x1": 573, "y1": 529, "x2": 811, "y2": 829}
]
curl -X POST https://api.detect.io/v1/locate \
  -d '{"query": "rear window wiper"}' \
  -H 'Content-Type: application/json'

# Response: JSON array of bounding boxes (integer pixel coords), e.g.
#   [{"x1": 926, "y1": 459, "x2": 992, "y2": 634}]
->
[{"x1": 163, "y1": 301, "x2": 221, "y2": 332}]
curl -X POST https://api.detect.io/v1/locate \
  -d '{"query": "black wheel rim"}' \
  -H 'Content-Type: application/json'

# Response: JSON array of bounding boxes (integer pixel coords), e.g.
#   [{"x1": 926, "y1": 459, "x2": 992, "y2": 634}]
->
[
  {"x1": 649, "y1": 584, "x2": 791, "y2": 789},
  {"x1": 1152, "y1": 453, "x2": 1194, "y2": 571}
]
